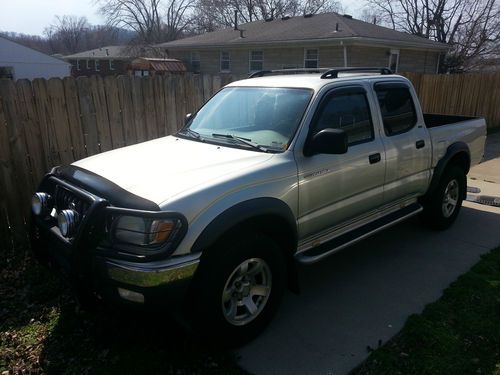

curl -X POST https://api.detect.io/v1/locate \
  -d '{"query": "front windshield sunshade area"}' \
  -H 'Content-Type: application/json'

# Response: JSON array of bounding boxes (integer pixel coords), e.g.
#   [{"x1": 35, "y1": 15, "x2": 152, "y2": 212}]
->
[{"x1": 184, "y1": 87, "x2": 312, "y2": 152}]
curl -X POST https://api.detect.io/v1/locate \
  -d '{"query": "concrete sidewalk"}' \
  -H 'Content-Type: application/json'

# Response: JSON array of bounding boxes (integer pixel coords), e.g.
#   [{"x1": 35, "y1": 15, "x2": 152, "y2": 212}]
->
[
  {"x1": 237, "y1": 133, "x2": 500, "y2": 375},
  {"x1": 469, "y1": 132, "x2": 500, "y2": 184}
]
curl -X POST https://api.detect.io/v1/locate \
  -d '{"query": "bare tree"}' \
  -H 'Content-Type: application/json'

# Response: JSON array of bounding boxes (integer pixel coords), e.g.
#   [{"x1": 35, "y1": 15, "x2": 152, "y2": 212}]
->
[
  {"x1": 192, "y1": 0, "x2": 343, "y2": 32},
  {"x1": 96, "y1": 0, "x2": 196, "y2": 43},
  {"x1": 44, "y1": 15, "x2": 90, "y2": 54},
  {"x1": 164, "y1": 0, "x2": 197, "y2": 40},
  {"x1": 4, "y1": 18, "x2": 133, "y2": 56},
  {"x1": 364, "y1": 0, "x2": 500, "y2": 71},
  {"x1": 358, "y1": 8, "x2": 386, "y2": 24},
  {"x1": 96, "y1": 0, "x2": 163, "y2": 43}
]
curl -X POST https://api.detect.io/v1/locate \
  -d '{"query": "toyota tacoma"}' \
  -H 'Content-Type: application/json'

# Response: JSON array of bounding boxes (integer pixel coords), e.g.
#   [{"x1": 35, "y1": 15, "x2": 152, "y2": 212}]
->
[{"x1": 30, "y1": 67, "x2": 487, "y2": 343}]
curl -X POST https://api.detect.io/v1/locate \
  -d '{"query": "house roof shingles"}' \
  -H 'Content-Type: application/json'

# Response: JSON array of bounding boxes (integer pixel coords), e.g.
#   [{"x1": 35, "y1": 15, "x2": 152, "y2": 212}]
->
[
  {"x1": 158, "y1": 12, "x2": 447, "y2": 50},
  {"x1": 64, "y1": 46, "x2": 130, "y2": 59}
]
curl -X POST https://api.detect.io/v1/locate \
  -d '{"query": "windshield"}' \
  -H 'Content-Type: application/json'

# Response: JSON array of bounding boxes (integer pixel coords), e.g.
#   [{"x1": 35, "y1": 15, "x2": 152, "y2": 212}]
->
[{"x1": 183, "y1": 87, "x2": 313, "y2": 152}]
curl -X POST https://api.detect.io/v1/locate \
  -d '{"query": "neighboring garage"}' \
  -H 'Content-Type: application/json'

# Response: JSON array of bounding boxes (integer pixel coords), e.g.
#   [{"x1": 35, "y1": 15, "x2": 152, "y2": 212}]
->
[{"x1": 0, "y1": 35, "x2": 70, "y2": 80}]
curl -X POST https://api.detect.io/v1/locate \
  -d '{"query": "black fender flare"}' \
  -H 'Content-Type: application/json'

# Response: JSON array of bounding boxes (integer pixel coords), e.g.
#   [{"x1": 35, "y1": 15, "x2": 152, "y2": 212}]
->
[
  {"x1": 425, "y1": 142, "x2": 470, "y2": 199},
  {"x1": 191, "y1": 197, "x2": 297, "y2": 253},
  {"x1": 191, "y1": 197, "x2": 300, "y2": 293}
]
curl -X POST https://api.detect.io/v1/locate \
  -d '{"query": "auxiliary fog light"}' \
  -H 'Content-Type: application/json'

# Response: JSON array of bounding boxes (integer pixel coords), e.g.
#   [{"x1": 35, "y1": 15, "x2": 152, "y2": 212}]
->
[
  {"x1": 118, "y1": 288, "x2": 145, "y2": 303},
  {"x1": 31, "y1": 192, "x2": 52, "y2": 216},
  {"x1": 57, "y1": 209, "x2": 80, "y2": 237}
]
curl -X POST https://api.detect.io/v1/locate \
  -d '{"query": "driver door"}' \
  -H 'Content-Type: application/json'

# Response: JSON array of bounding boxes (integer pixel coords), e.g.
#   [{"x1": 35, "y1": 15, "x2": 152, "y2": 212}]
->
[{"x1": 296, "y1": 85, "x2": 386, "y2": 240}]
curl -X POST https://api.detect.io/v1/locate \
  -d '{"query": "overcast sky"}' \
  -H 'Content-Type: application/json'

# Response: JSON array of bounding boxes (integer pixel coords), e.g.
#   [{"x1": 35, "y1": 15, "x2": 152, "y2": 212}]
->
[
  {"x1": 1, "y1": 0, "x2": 361, "y2": 36},
  {"x1": 0, "y1": 0, "x2": 104, "y2": 36}
]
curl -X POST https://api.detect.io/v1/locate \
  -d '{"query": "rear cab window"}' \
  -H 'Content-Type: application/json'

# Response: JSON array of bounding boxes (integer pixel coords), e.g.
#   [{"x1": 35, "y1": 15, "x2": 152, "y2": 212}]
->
[
  {"x1": 313, "y1": 86, "x2": 374, "y2": 146},
  {"x1": 374, "y1": 82, "x2": 417, "y2": 136}
]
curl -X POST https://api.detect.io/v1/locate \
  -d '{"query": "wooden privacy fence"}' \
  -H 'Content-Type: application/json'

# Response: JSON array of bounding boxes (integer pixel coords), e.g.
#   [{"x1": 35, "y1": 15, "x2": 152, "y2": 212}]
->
[
  {"x1": 1, "y1": 72, "x2": 499, "y2": 255},
  {"x1": 0, "y1": 74, "x2": 233, "y2": 255},
  {"x1": 403, "y1": 72, "x2": 500, "y2": 131}
]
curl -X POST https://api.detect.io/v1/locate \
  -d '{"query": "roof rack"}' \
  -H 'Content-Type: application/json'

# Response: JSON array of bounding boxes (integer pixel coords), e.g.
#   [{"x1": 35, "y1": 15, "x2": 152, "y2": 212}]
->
[
  {"x1": 320, "y1": 67, "x2": 393, "y2": 79},
  {"x1": 248, "y1": 68, "x2": 330, "y2": 78},
  {"x1": 248, "y1": 67, "x2": 393, "y2": 79}
]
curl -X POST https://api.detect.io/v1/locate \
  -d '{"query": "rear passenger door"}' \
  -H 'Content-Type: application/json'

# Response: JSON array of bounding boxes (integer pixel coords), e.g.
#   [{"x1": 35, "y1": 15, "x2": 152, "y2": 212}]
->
[
  {"x1": 374, "y1": 82, "x2": 432, "y2": 204},
  {"x1": 297, "y1": 85, "x2": 386, "y2": 239}
]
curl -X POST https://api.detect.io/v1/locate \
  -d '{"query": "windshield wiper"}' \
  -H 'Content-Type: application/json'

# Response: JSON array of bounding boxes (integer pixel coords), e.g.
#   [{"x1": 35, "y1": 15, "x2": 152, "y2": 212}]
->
[
  {"x1": 178, "y1": 128, "x2": 202, "y2": 140},
  {"x1": 211, "y1": 133, "x2": 269, "y2": 152}
]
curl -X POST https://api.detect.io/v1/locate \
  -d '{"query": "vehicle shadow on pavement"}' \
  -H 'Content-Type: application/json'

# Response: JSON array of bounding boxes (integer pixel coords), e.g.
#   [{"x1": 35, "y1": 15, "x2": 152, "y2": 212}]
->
[{"x1": 238, "y1": 204, "x2": 500, "y2": 375}]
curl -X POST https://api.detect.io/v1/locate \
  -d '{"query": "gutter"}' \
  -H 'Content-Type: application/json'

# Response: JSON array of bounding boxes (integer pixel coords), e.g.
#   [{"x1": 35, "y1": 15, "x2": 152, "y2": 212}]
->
[{"x1": 159, "y1": 36, "x2": 449, "y2": 52}]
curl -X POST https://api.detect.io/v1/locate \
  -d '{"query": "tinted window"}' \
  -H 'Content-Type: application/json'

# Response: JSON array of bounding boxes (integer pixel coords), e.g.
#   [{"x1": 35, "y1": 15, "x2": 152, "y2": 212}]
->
[
  {"x1": 314, "y1": 90, "x2": 374, "y2": 145},
  {"x1": 375, "y1": 85, "x2": 417, "y2": 136}
]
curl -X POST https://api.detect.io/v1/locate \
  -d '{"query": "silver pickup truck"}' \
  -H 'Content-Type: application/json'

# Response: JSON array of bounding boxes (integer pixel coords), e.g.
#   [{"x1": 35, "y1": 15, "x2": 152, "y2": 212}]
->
[{"x1": 31, "y1": 67, "x2": 486, "y2": 343}]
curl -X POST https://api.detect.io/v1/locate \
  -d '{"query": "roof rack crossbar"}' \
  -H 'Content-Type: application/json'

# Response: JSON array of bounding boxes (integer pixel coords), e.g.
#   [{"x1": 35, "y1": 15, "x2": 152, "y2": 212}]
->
[
  {"x1": 320, "y1": 67, "x2": 393, "y2": 79},
  {"x1": 248, "y1": 67, "x2": 393, "y2": 79},
  {"x1": 248, "y1": 68, "x2": 331, "y2": 78}
]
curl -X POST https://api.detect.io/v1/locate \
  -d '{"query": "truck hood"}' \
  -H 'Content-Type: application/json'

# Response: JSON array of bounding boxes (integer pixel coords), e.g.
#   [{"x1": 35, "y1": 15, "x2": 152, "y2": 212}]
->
[{"x1": 72, "y1": 136, "x2": 274, "y2": 206}]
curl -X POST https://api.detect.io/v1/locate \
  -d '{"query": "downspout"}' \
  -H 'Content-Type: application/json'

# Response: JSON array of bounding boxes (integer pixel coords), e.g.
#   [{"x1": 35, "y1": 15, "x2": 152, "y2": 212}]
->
[
  {"x1": 436, "y1": 53, "x2": 441, "y2": 74},
  {"x1": 342, "y1": 42, "x2": 347, "y2": 67}
]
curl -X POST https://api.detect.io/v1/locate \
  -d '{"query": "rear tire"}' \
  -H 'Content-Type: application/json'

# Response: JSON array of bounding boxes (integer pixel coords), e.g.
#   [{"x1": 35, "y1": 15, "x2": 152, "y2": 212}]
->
[
  {"x1": 421, "y1": 165, "x2": 466, "y2": 230},
  {"x1": 189, "y1": 231, "x2": 286, "y2": 346}
]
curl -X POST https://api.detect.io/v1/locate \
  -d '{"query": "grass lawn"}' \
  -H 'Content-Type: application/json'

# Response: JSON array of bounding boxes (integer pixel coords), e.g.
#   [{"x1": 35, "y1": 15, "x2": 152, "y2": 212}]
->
[
  {"x1": 353, "y1": 246, "x2": 500, "y2": 375},
  {"x1": 0, "y1": 253, "x2": 245, "y2": 374}
]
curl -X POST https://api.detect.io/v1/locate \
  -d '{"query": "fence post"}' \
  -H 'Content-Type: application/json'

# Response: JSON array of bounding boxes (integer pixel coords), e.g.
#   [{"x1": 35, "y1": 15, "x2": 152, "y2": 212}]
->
[
  {"x1": 0, "y1": 80, "x2": 31, "y2": 247},
  {"x1": 63, "y1": 77, "x2": 88, "y2": 160},
  {"x1": 104, "y1": 76, "x2": 126, "y2": 149}
]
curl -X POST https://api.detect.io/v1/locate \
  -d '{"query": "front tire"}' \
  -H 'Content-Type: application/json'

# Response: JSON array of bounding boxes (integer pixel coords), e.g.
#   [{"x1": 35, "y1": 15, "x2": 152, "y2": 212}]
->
[
  {"x1": 421, "y1": 165, "x2": 466, "y2": 230},
  {"x1": 189, "y1": 232, "x2": 286, "y2": 346}
]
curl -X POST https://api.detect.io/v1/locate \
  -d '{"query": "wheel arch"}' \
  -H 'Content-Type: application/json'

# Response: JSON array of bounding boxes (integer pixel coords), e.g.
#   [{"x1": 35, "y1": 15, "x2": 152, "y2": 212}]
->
[
  {"x1": 425, "y1": 142, "x2": 470, "y2": 200},
  {"x1": 191, "y1": 198, "x2": 300, "y2": 293}
]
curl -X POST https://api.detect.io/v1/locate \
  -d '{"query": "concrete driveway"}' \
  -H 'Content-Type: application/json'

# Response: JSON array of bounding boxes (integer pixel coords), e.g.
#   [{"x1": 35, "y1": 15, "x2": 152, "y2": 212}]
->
[{"x1": 237, "y1": 133, "x2": 500, "y2": 375}]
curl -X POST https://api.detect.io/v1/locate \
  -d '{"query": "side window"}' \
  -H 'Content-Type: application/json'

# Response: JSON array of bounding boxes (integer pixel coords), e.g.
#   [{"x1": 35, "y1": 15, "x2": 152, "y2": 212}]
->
[
  {"x1": 314, "y1": 89, "x2": 374, "y2": 146},
  {"x1": 375, "y1": 84, "x2": 417, "y2": 136}
]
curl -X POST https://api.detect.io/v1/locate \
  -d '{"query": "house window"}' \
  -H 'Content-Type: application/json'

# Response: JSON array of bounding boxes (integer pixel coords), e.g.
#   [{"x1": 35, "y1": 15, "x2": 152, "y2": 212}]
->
[
  {"x1": 388, "y1": 49, "x2": 400, "y2": 72},
  {"x1": 134, "y1": 70, "x2": 149, "y2": 77},
  {"x1": 304, "y1": 49, "x2": 318, "y2": 68},
  {"x1": 0, "y1": 66, "x2": 14, "y2": 79},
  {"x1": 109, "y1": 60, "x2": 115, "y2": 70},
  {"x1": 95, "y1": 60, "x2": 100, "y2": 71},
  {"x1": 249, "y1": 50, "x2": 264, "y2": 72},
  {"x1": 86, "y1": 60, "x2": 91, "y2": 69},
  {"x1": 220, "y1": 51, "x2": 230, "y2": 72},
  {"x1": 191, "y1": 52, "x2": 200, "y2": 73},
  {"x1": 76, "y1": 60, "x2": 81, "y2": 70}
]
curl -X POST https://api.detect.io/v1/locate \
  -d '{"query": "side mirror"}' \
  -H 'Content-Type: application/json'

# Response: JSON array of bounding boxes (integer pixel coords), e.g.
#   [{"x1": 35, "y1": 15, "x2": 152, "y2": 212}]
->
[
  {"x1": 185, "y1": 113, "x2": 193, "y2": 125},
  {"x1": 305, "y1": 128, "x2": 348, "y2": 156}
]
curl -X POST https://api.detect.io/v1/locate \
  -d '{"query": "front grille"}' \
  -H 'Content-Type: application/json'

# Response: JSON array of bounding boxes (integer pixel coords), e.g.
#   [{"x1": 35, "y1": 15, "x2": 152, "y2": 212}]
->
[{"x1": 55, "y1": 185, "x2": 91, "y2": 219}]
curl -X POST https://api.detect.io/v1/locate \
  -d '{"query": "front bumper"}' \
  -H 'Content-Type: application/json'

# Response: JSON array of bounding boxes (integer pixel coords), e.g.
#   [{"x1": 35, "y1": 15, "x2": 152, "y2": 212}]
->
[
  {"x1": 30, "y1": 173, "x2": 196, "y2": 309},
  {"x1": 31, "y1": 217, "x2": 199, "y2": 308}
]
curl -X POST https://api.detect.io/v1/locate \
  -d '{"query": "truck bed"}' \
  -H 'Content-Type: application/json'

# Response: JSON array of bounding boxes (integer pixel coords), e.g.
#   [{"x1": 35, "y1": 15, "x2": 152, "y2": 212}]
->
[
  {"x1": 424, "y1": 113, "x2": 478, "y2": 128},
  {"x1": 425, "y1": 113, "x2": 487, "y2": 169}
]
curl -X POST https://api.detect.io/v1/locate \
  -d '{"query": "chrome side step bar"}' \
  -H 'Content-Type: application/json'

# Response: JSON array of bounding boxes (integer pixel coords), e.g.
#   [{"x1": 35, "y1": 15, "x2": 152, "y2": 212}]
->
[{"x1": 295, "y1": 203, "x2": 423, "y2": 264}]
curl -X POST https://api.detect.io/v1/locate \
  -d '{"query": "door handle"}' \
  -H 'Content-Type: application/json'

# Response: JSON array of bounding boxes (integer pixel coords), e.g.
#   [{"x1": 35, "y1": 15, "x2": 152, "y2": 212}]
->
[
  {"x1": 416, "y1": 140, "x2": 425, "y2": 149},
  {"x1": 369, "y1": 153, "x2": 381, "y2": 164}
]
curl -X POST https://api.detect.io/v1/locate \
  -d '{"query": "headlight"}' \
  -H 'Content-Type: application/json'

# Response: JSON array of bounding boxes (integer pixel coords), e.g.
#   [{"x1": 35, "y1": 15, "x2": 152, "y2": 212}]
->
[
  {"x1": 32, "y1": 192, "x2": 52, "y2": 216},
  {"x1": 57, "y1": 209, "x2": 80, "y2": 237},
  {"x1": 113, "y1": 216, "x2": 175, "y2": 247}
]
